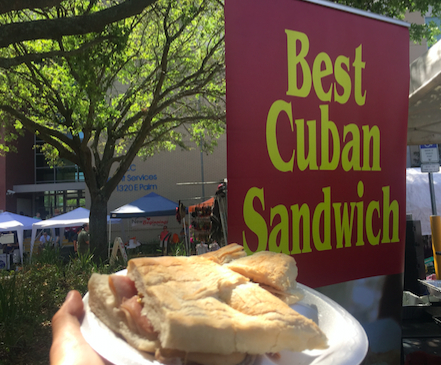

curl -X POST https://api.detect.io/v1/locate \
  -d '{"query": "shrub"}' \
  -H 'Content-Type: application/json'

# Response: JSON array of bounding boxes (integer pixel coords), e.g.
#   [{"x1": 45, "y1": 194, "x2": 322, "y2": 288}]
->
[
  {"x1": 0, "y1": 238, "x2": 186, "y2": 364},
  {"x1": 0, "y1": 263, "x2": 64, "y2": 363}
]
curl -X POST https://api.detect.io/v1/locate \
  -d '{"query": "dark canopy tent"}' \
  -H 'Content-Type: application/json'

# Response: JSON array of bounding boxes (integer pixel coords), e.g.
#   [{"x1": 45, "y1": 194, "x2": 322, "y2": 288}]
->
[
  {"x1": 110, "y1": 192, "x2": 186, "y2": 255},
  {"x1": 110, "y1": 192, "x2": 178, "y2": 218}
]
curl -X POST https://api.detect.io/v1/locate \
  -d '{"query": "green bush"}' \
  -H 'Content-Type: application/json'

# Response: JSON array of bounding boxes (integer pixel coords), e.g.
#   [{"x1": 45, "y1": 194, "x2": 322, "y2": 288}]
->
[
  {"x1": 31, "y1": 245, "x2": 64, "y2": 267},
  {"x1": 169, "y1": 241, "x2": 187, "y2": 256},
  {"x1": 0, "y1": 239, "x2": 185, "y2": 364},
  {"x1": 0, "y1": 247, "x2": 128, "y2": 364},
  {"x1": 0, "y1": 263, "x2": 65, "y2": 363}
]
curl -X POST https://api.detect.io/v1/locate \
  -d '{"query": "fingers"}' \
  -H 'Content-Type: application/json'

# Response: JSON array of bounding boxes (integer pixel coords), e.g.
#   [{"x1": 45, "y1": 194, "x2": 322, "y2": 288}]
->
[
  {"x1": 50, "y1": 291, "x2": 111, "y2": 365},
  {"x1": 52, "y1": 290, "x2": 84, "y2": 330}
]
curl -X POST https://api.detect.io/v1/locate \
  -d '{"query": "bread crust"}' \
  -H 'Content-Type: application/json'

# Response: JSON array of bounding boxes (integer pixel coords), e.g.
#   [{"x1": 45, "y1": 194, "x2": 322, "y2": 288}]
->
[
  {"x1": 199, "y1": 243, "x2": 247, "y2": 264},
  {"x1": 225, "y1": 251, "x2": 298, "y2": 292}
]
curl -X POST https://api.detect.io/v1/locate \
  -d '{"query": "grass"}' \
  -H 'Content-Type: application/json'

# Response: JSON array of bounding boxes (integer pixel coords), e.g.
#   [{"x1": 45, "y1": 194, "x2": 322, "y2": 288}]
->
[
  {"x1": 0, "y1": 245, "x2": 128, "y2": 365},
  {"x1": 169, "y1": 241, "x2": 188, "y2": 256}
]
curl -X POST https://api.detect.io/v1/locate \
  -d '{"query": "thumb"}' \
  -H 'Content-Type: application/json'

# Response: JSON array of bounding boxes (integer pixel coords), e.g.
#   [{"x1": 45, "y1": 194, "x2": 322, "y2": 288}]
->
[
  {"x1": 51, "y1": 290, "x2": 84, "y2": 344},
  {"x1": 50, "y1": 291, "x2": 85, "y2": 364}
]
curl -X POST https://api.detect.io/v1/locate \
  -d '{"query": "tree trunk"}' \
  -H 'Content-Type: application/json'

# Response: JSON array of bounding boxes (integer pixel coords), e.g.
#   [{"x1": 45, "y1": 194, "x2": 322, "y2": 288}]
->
[{"x1": 89, "y1": 193, "x2": 109, "y2": 262}]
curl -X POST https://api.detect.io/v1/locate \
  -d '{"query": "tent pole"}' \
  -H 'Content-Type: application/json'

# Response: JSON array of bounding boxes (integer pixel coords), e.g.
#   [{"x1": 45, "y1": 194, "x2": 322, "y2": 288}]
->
[
  {"x1": 183, "y1": 217, "x2": 189, "y2": 256},
  {"x1": 108, "y1": 219, "x2": 112, "y2": 259},
  {"x1": 217, "y1": 195, "x2": 228, "y2": 246}
]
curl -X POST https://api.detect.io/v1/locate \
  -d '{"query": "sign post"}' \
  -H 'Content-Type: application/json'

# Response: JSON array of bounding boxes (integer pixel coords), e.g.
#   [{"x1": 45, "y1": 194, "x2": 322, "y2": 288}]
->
[
  {"x1": 420, "y1": 144, "x2": 439, "y2": 215},
  {"x1": 420, "y1": 144, "x2": 441, "y2": 279}
]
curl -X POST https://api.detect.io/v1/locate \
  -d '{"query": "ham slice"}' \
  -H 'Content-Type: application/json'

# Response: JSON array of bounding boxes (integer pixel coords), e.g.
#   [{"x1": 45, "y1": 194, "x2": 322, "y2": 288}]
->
[
  {"x1": 108, "y1": 274, "x2": 156, "y2": 337},
  {"x1": 121, "y1": 295, "x2": 157, "y2": 337},
  {"x1": 108, "y1": 274, "x2": 137, "y2": 305}
]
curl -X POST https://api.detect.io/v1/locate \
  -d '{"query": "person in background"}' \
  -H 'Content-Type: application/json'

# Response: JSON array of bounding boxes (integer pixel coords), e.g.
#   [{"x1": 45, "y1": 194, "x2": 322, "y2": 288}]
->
[
  {"x1": 77, "y1": 223, "x2": 90, "y2": 255},
  {"x1": 33, "y1": 212, "x2": 42, "y2": 220},
  {"x1": 209, "y1": 241, "x2": 220, "y2": 251},
  {"x1": 66, "y1": 225, "x2": 81, "y2": 244},
  {"x1": 39, "y1": 231, "x2": 52, "y2": 253},
  {"x1": 159, "y1": 226, "x2": 170, "y2": 255},
  {"x1": 53, "y1": 209, "x2": 61, "y2": 247},
  {"x1": 196, "y1": 240, "x2": 208, "y2": 255},
  {"x1": 3, "y1": 240, "x2": 17, "y2": 254},
  {"x1": 160, "y1": 226, "x2": 169, "y2": 241},
  {"x1": 40, "y1": 231, "x2": 51, "y2": 246},
  {"x1": 72, "y1": 230, "x2": 79, "y2": 253}
]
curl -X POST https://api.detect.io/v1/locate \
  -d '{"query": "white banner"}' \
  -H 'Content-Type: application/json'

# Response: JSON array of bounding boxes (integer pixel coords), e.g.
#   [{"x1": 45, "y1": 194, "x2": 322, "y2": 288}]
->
[{"x1": 131, "y1": 216, "x2": 169, "y2": 229}]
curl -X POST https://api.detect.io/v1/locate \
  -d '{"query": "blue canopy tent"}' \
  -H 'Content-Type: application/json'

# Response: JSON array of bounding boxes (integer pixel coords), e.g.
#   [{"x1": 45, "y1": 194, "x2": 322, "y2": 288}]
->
[
  {"x1": 110, "y1": 192, "x2": 182, "y2": 255},
  {"x1": 110, "y1": 192, "x2": 179, "y2": 218}
]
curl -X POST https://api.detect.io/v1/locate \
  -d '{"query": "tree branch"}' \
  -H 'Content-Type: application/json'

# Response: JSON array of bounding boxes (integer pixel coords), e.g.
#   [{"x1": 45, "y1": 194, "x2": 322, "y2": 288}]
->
[
  {"x1": 0, "y1": 104, "x2": 80, "y2": 164},
  {"x1": 0, "y1": 0, "x2": 157, "y2": 48},
  {"x1": 0, "y1": 0, "x2": 63, "y2": 14},
  {"x1": 0, "y1": 35, "x2": 116, "y2": 69}
]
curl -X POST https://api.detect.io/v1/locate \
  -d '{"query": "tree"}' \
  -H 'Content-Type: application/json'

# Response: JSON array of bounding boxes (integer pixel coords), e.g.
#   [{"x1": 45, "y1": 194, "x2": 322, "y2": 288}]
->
[
  {"x1": 331, "y1": 0, "x2": 441, "y2": 44},
  {"x1": 1, "y1": 0, "x2": 440, "y2": 261},
  {"x1": 0, "y1": 0, "x2": 158, "y2": 69},
  {"x1": 2, "y1": 1, "x2": 438, "y2": 70},
  {"x1": 0, "y1": 0, "x2": 225, "y2": 260}
]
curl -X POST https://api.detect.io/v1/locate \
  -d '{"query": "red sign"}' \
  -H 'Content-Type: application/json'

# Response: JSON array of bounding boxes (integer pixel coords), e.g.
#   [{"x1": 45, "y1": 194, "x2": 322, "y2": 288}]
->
[{"x1": 225, "y1": 0, "x2": 409, "y2": 288}]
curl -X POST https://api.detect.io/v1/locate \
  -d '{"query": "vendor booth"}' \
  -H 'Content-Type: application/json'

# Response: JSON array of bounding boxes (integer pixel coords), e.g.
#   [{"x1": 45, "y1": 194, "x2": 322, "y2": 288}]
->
[
  {"x1": 0, "y1": 212, "x2": 41, "y2": 265},
  {"x1": 30, "y1": 207, "x2": 120, "y2": 259},
  {"x1": 188, "y1": 197, "x2": 214, "y2": 244},
  {"x1": 110, "y1": 192, "x2": 181, "y2": 253}
]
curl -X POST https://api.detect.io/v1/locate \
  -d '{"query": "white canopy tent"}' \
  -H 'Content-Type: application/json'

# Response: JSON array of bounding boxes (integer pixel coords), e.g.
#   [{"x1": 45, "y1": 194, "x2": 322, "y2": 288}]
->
[
  {"x1": 0, "y1": 212, "x2": 41, "y2": 264},
  {"x1": 408, "y1": 38, "x2": 441, "y2": 145},
  {"x1": 406, "y1": 168, "x2": 441, "y2": 235},
  {"x1": 30, "y1": 207, "x2": 120, "y2": 259}
]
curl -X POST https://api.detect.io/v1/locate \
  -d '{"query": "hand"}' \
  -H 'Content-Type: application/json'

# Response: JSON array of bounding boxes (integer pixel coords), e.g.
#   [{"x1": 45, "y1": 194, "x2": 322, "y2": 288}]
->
[{"x1": 50, "y1": 290, "x2": 112, "y2": 365}]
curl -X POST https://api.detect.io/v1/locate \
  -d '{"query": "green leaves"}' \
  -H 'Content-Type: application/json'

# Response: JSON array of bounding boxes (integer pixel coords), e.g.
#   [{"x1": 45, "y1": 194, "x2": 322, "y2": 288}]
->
[
  {"x1": 332, "y1": 0, "x2": 441, "y2": 43},
  {"x1": 0, "y1": 0, "x2": 223, "y2": 259}
]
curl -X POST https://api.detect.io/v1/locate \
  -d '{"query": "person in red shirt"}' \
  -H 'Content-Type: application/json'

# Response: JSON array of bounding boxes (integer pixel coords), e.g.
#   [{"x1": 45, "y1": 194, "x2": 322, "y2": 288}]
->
[
  {"x1": 160, "y1": 226, "x2": 169, "y2": 241},
  {"x1": 159, "y1": 226, "x2": 171, "y2": 255}
]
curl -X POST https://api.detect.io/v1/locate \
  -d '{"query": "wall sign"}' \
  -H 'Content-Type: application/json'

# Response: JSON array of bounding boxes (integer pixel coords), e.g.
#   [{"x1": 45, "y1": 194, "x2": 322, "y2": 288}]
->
[
  {"x1": 131, "y1": 216, "x2": 169, "y2": 229},
  {"x1": 116, "y1": 164, "x2": 158, "y2": 192},
  {"x1": 226, "y1": 1, "x2": 409, "y2": 362}
]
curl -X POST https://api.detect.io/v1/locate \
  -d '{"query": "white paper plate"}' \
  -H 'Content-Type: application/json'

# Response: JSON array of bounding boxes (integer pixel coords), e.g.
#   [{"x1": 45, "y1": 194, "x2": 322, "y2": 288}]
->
[{"x1": 81, "y1": 270, "x2": 368, "y2": 365}]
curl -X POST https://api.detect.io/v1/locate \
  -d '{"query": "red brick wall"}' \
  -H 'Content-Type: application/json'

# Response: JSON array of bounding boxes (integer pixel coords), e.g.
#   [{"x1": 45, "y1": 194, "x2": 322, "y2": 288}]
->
[{"x1": 4, "y1": 131, "x2": 35, "y2": 212}]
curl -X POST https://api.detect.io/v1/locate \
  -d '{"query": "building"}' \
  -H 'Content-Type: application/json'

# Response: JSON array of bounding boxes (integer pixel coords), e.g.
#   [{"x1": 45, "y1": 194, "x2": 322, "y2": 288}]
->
[{"x1": 0, "y1": 128, "x2": 226, "y2": 242}]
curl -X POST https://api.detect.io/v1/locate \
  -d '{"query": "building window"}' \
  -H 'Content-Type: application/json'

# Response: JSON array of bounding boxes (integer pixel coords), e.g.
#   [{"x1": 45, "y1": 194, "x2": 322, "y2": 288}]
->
[
  {"x1": 34, "y1": 137, "x2": 84, "y2": 183},
  {"x1": 424, "y1": 16, "x2": 441, "y2": 45},
  {"x1": 36, "y1": 190, "x2": 86, "y2": 219}
]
